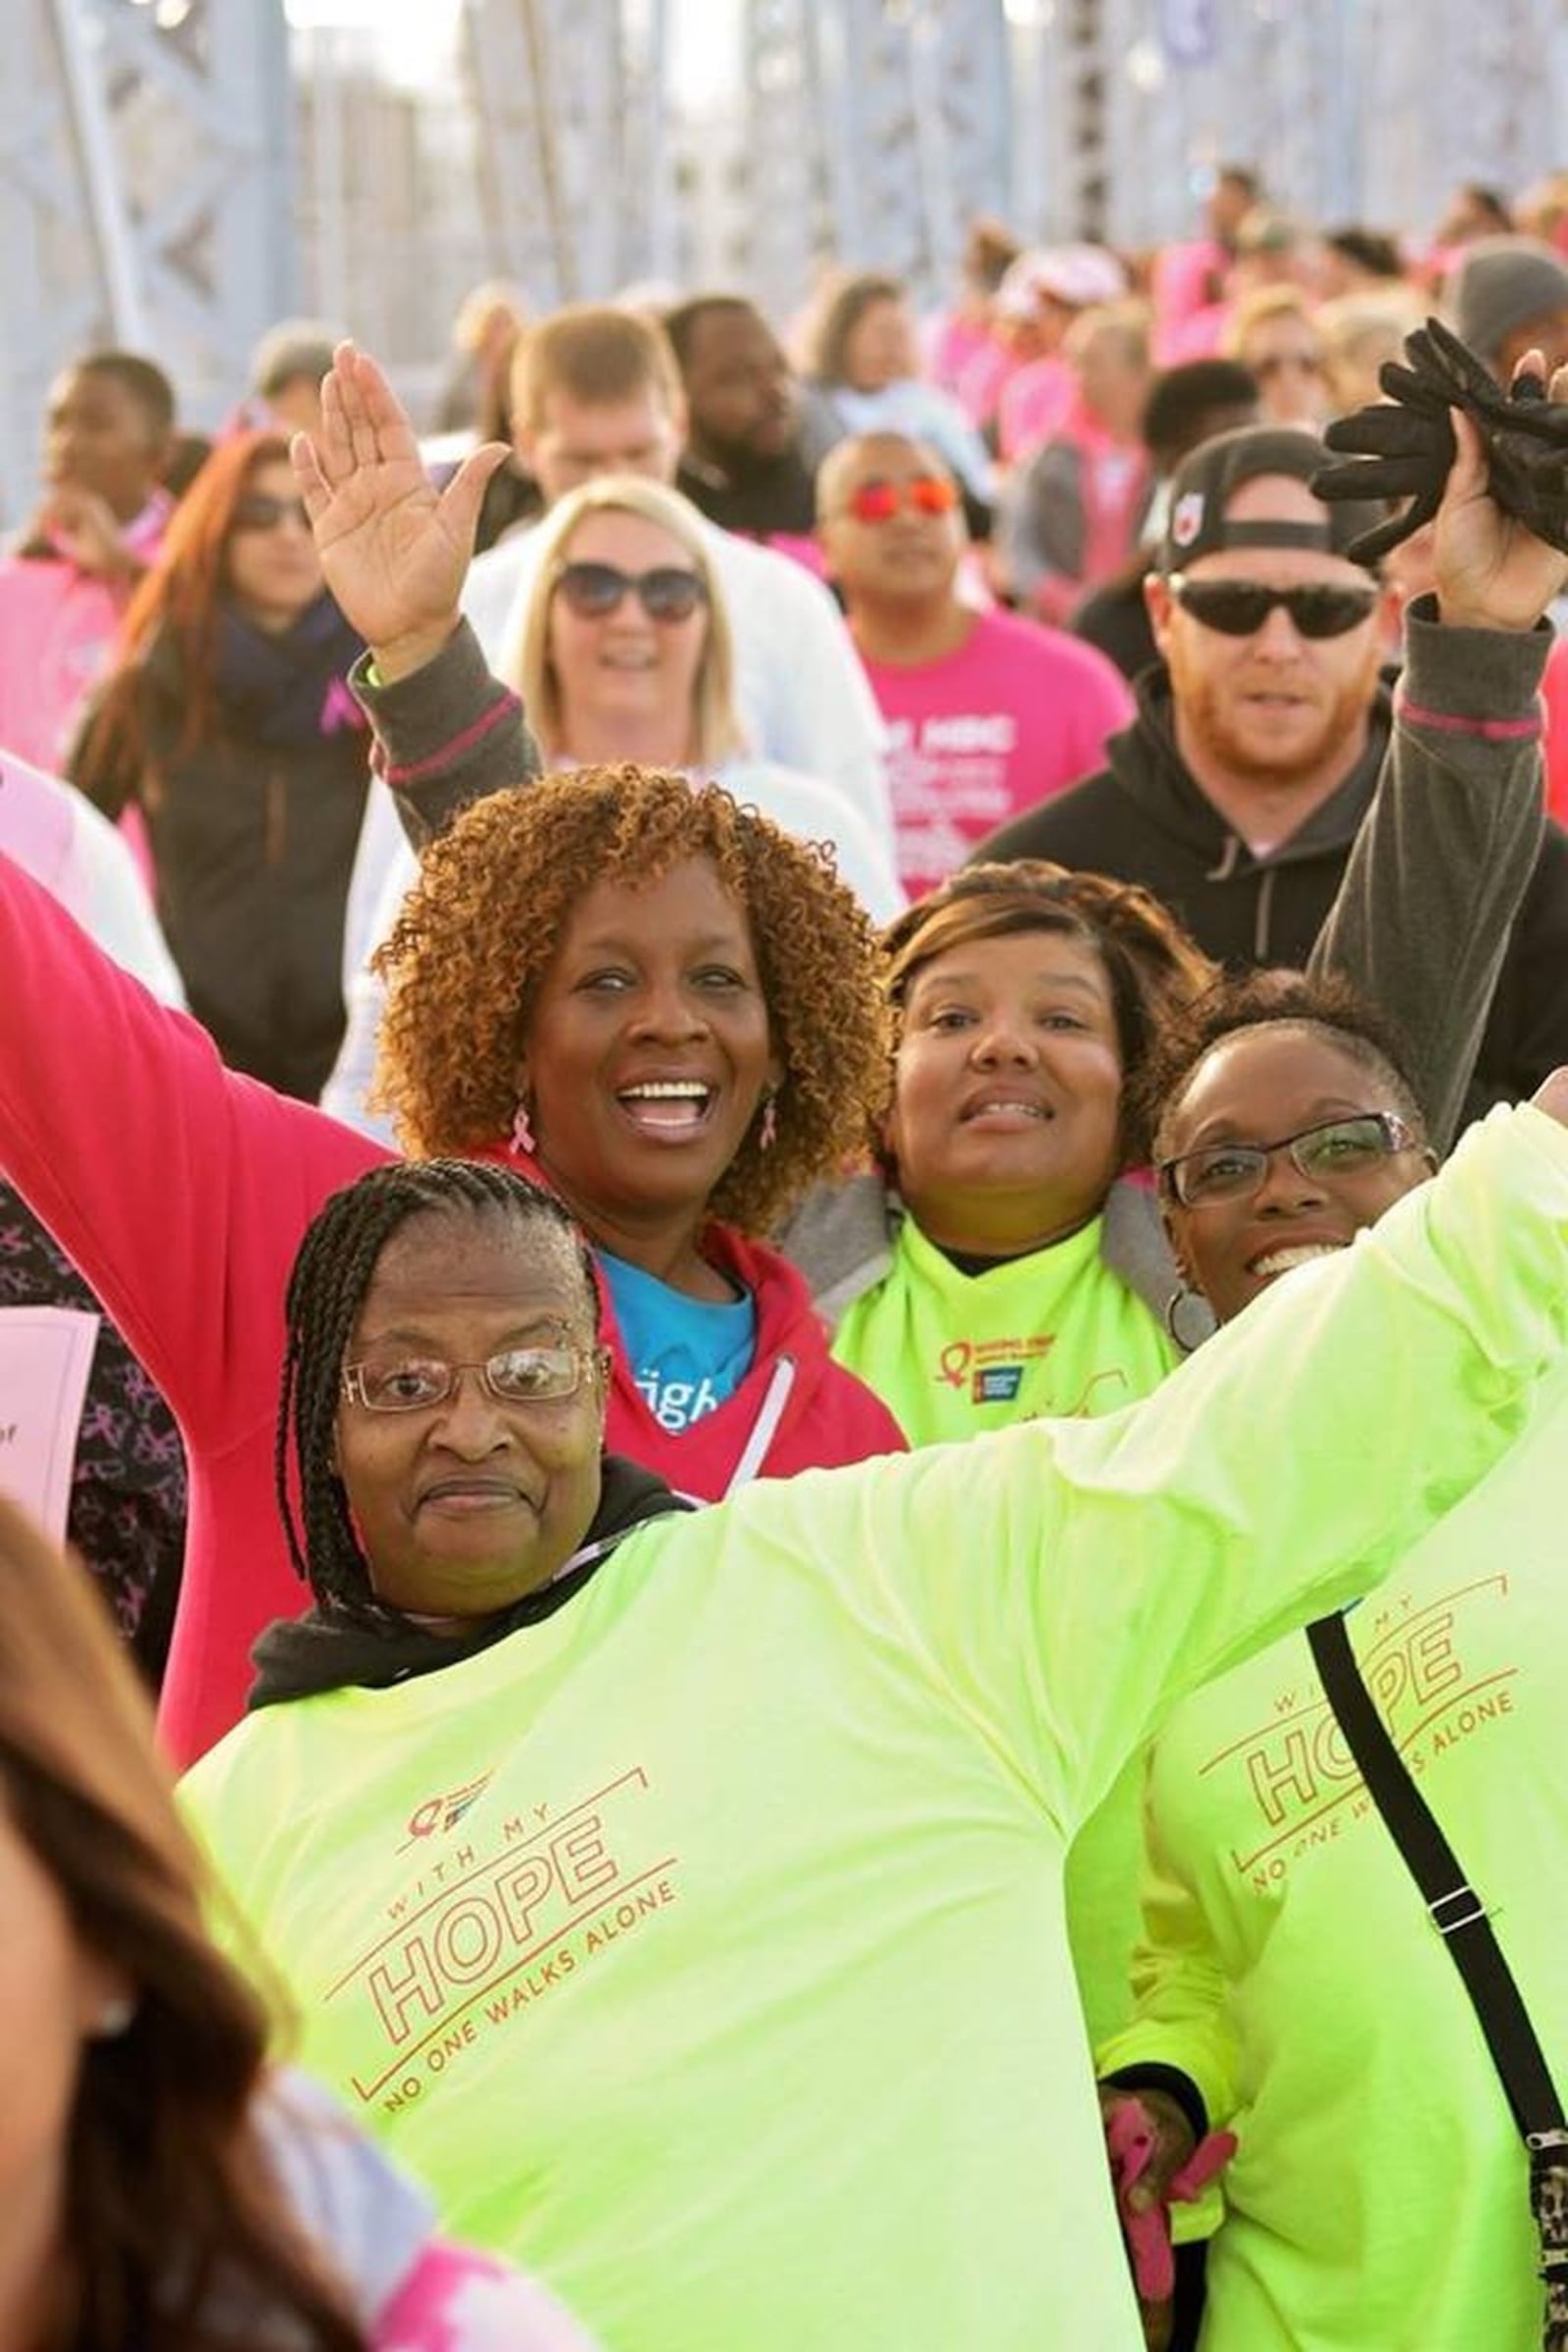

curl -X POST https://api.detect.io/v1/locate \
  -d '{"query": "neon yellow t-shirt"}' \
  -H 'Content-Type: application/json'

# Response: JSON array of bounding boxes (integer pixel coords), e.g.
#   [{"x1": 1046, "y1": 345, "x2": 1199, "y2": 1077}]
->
[
  {"x1": 1100, "y1": 1367, "x2": 1568, "y2": 2350},
  {"x1": 184, "y1": 1109, "x2": 1568, "y2": 2352},
  {"x1": 830, "y1": 1210, "x2": 1179, "y2": 1448}
]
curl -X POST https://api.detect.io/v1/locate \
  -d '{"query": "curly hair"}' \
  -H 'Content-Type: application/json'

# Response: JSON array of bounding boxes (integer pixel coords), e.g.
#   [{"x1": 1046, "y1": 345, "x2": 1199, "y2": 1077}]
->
[
  {"x1": 373, "y1": 765, "x2": 890, "y2": 1236},
  {"x1": 882, "y1": 861, "x2": 1218, "y2": 1163},
  {"x1": 1136, "y1": 966, "x2": 1427, "y2": 1169}
]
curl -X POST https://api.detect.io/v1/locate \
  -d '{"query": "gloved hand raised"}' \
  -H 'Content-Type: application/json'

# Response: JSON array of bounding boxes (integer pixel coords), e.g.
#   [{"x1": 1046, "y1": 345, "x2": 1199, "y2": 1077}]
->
[{"x1": 1313, "y1": 315, "x2": 1568, "y2": 564}]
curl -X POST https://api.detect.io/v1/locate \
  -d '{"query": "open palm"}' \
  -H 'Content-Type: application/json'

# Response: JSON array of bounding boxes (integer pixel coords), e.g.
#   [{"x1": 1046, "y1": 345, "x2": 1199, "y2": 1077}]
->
[{"x1": 292, "y1": 341, "x2": 508, "y2": 657}]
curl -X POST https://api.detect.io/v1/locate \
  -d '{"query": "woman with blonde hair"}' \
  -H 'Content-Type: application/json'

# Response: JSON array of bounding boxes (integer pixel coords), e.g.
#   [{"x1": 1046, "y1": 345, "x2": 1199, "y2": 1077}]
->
[
  {"x1": 0, "y1": 1491, "x2": 594, "y2": 2349},
  {"x1": 1220, "y1": 285, "x2": 1331, "y2": 428}
]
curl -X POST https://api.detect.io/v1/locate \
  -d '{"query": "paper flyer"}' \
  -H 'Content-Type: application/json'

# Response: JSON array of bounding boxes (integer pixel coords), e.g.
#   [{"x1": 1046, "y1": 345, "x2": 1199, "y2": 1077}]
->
[{"x1": 0, "y1": 1305, "x2": 101, "y2": 1543}]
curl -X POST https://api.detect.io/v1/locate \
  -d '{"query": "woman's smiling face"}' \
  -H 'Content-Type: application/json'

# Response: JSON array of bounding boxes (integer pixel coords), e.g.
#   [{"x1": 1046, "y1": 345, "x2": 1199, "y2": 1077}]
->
[
  {"x1": 885, "y1": 927, "x2": 1125, "y2": 1254},
  {"x1": 333, "y1": 1207, "x2": 608, "y2": 1618},
  {"x1": 1159, "y1": 1023, "x2": 1435, "y2": 1324},
  {"x1": 514, "y1": 856, "x2": 781, "y2": 1261},
  {"x1": 546, "y1": 508, "x2": 708, "y2": 759}
]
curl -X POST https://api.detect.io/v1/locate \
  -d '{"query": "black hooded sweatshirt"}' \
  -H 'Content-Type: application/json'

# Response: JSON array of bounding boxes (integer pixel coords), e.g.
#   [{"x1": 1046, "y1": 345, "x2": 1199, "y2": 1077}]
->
[
  {"x1": 975, "y1": 664, "x2": 1568, "y2": 1123},
  {"x1": 249, "y1": 1456, "x2": 690, "y2": 1712}
]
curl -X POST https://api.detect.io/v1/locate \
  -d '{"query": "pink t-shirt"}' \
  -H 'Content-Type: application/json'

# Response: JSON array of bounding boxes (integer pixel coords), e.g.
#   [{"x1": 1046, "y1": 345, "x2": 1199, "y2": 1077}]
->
[
  {"x1": 0, "y1": 495, "x2": 172, "y2": 772},
  {"x1": 859, "y1": 607, "x2": 1135, "y2": 898},
  {"x1": 955, "y1": 338, "x2": 1017, "y2": 433},
  {"x1": 997, "y1": 357, "x2": 1075, "y2": 466},
  {"x1": 0, "y1": 558, "x2": 125, "y2": 771}
]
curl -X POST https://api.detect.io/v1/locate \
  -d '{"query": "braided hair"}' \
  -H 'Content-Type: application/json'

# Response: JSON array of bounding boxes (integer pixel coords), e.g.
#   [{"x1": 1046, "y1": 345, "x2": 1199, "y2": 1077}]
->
[{"x1": 274, "y1": 1159, "x2": 600, "y2": 1617}]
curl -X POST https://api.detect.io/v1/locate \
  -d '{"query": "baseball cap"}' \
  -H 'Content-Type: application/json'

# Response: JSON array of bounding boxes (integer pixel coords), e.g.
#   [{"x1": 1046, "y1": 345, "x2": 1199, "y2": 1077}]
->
[
  {"x1": 997, "y1": 244, "x2": 1129, "y2": 321},
  {"x1": 1157, "y1": 424, "x2": 1385, "y2": 573}
]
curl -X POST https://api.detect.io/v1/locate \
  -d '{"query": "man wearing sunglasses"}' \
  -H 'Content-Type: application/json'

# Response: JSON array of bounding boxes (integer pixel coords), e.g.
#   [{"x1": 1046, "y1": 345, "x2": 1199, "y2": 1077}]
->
[
  {"x1": 817, "y1": 430, "x2": 1133, "y2": 899},
  {"x1": 978, "y1": 419, "x2": 1568, "y2": 1134}
]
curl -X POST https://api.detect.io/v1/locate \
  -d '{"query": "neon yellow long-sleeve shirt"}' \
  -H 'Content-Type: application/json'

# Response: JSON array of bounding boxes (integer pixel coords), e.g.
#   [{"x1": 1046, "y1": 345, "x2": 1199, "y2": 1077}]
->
[{"x1": 186, "y1": 1105, "x2": 1568, "y2": 2352}]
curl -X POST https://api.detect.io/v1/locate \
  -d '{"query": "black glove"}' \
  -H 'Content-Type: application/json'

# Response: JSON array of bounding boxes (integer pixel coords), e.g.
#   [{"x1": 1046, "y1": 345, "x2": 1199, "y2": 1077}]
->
[{"x1": 1312, "y1": 315, "x2": 1568, "y2": 564}]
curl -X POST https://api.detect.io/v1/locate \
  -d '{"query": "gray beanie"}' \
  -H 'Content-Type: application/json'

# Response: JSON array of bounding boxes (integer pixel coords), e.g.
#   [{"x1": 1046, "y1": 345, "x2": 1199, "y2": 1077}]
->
[{"x1": 1448, "y1": 236, "x2": 1568, "y2": 368}]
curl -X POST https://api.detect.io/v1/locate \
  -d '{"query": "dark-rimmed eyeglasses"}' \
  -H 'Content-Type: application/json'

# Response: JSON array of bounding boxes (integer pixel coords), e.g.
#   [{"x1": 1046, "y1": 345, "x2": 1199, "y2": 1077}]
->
[
  {"x1": 553, "y1": 559, "x2": 707, "y2": 623},
  {"x1": 340, "y1": 1346, "x2": 599, "y2": 1413},
  {"x1": 231, "y1": 491, "x2": 312, "y2": 535},
  {"x1": 1166, "y1": 573, "x2": 1379, "y2": 639},
  {"x1": 1156, "y1": 1111, "x2": 1423, "y2": 1207},
  {"x1": 836, "y1": 474, "x2": 959, "y2": 525}
]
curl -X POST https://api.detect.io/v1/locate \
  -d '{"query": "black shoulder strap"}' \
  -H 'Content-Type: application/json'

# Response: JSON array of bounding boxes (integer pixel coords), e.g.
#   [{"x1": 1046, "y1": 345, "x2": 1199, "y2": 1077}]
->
[{"x1": 1307, "y1": 1610, "x2": 1563, "y2": 2142}]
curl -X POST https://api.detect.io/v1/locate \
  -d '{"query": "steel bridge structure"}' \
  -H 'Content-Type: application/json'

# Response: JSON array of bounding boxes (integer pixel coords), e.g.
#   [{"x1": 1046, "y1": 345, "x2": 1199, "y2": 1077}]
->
[{"x1": 6, "y1": 0, "x2": 1568, "y2": 517}]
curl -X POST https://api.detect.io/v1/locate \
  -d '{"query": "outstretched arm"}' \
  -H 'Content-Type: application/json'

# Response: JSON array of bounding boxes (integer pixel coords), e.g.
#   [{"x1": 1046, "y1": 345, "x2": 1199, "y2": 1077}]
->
[{"x1": 1310, "y1": 355, "x2": 1568, "y2": 1152}]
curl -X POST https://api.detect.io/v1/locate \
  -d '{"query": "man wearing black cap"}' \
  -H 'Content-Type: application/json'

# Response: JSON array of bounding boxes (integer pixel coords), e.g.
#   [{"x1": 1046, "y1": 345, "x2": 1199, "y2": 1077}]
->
[{"x1": 976, "y1": 420, "x2": 1568, "y2": 1124}]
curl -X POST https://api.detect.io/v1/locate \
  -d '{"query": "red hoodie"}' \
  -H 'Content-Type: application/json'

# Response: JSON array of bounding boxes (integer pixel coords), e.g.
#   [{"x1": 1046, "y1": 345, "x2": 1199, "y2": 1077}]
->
[
  {"x1": 0, "y1": 854, "x2": 905, "y2": 1763},
  {"x1": 478, "y1": 1141, "x2": 906, "y2": 1497}
]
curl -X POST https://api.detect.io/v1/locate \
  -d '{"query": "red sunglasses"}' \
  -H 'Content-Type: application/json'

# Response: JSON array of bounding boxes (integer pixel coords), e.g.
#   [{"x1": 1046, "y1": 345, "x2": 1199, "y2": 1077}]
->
[{"x1": 840, "y1": 474, "x2": 959, "y2": 524}]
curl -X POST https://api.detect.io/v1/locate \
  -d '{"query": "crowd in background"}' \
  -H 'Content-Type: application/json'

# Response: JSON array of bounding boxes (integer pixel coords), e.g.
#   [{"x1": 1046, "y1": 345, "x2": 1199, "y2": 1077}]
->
[{"x1": 4, "y1": 156, "x2": 1568, "y2": 2351}]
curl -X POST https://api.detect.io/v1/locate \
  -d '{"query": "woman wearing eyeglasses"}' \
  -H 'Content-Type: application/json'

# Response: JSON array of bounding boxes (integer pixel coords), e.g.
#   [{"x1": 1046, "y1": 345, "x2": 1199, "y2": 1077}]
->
[
  {"x1": 1093, "y1": 973, "x2": 1568, "y2": 2352},
  {"x1": 69, "y1": 431, "x2": 368, "y2": 1101}
]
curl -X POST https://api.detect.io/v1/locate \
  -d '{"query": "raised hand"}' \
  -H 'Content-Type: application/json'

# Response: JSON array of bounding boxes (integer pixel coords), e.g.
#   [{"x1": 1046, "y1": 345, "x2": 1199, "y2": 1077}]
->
[
  {"x1": 292, "y1": 342, "x2": 509, "y2": 678},
  {"x1": 32, "y1": 484, "x2": 141, "y2": 585},
  {"x1": 1429, "y1": 353, "x2": 1568, "y2": 630},
  {"x1": 1315, "y1": 318, "x2": 1568, "y2": 624}
]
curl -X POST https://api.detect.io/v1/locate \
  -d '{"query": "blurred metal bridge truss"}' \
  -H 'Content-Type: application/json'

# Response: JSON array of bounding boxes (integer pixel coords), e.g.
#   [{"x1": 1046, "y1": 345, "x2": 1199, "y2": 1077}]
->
[
  {"x1": 2, "y1": 0, "x2": 293, "y2": 515},
  {"x1": 8, "y1": 0, "x2": 1568, "y2": 520}
]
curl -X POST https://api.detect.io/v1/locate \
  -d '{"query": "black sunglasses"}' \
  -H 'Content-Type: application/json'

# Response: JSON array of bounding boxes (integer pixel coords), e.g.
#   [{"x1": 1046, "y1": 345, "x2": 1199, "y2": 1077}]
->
[
  {"x1": 554, "y1": 559, "x2": 708, "y2": 624},
  {"x1": 1167, "y1": 573, "x2": 1379, "y2": 639}
]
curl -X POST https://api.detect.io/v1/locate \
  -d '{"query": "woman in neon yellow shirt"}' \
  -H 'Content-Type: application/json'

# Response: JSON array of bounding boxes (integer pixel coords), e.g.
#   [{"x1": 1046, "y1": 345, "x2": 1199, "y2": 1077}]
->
[{"x1": 1100, "y1": 971, "x2": 1568, "y2": 2351}]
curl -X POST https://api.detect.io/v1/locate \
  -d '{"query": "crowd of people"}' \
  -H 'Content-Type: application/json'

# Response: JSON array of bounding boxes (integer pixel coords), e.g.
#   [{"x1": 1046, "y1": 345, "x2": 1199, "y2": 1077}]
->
[{"x1": 5, "y1": 162, "x2": 1568, "y2": 2350}]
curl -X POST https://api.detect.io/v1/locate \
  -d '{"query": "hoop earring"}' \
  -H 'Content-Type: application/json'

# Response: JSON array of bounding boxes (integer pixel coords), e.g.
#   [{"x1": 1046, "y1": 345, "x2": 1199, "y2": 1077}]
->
[
  {"x1": 1163, "y1": 1284, "x2": 1214, "y2": 1354},
  {"x1": 509, "y1": 1097, "x2": 536, "y2": 1158}
]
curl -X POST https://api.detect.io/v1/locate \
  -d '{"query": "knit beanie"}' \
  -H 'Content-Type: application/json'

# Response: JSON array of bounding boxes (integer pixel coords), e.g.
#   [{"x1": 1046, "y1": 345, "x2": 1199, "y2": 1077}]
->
[{"x1": 1448, "y1": 237, "x2": 1568, "y2": 368}]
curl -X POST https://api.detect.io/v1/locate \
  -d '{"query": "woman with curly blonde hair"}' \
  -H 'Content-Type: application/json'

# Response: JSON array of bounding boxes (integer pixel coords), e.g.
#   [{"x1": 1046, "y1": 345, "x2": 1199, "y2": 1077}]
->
[
  {"x1": 0, "y1": 355, "x2": 904, "y2": 1767},
  {"x1": 323, "y1": 473, "x2": 902, "y2": 1139}
]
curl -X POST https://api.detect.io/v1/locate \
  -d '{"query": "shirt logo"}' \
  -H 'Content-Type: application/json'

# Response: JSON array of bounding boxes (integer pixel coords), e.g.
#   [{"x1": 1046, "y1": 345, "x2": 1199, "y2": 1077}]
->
[
  {"x1": 937, "y1": 1334, "x2": 1054, "y2": 1399},
  {"x1": 398, "y1": 1772, "x2": 495, "y2": 1850}
]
